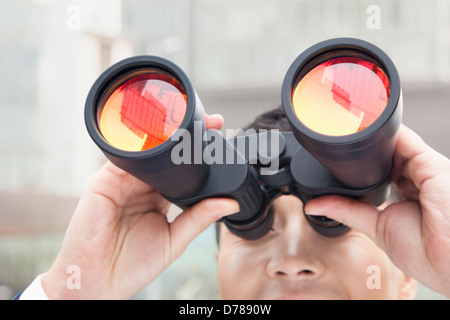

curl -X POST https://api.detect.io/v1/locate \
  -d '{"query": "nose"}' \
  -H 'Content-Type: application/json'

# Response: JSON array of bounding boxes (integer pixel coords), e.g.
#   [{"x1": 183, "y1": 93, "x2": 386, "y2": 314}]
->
[
  {"x1": 266, "y1": 216, "x2": 325, "y2": 281},
  {"x1": 267, "y1": 254, "x2": 324, "y2": 281},
  {"x1": 265, "y1": 195, "x2": 325, "y2": 281}
]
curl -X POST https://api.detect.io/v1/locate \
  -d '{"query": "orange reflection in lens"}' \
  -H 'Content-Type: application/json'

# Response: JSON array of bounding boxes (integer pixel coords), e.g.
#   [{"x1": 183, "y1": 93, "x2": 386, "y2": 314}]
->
[
  {"x1": 98, "y1": 71, "x2": 187, "y2": 151},
  {"x1": 292, "y1": 57, "x2": 390, "y2": 136}
]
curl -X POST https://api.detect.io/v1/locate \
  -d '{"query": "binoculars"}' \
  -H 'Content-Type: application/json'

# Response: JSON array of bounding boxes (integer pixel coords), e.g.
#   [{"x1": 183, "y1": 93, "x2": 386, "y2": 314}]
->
[{"x1": 85, "y1": 38, "x2": 402, "y2": 240}]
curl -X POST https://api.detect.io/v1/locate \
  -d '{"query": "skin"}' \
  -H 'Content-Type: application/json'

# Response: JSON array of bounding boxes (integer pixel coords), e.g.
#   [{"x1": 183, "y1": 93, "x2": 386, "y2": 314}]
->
[
  {"x1": 305, "y1": 125, "x2": 450, "y2": 298},
  {"x1": 217, "y1": 195, "x2": 417, "y2": 300},
  {"x1": 40, "y1": 118, "x2": 450, "y2": 299},
  {"x1": 41, "y1": 114, "x2": 240, "y2": 299}
]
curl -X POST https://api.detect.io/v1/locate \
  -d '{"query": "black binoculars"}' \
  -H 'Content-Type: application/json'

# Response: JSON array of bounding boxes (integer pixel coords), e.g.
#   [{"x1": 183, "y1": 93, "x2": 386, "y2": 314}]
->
[{"x1": 85, "y1": 38, "x2": 402, "y2": 240}]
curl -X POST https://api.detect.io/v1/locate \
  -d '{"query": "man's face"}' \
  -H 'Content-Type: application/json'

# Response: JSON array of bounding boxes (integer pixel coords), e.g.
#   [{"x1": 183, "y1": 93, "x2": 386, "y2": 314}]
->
[{"x1": 217, "y1": 195, "x2": 416, "y2": 300}]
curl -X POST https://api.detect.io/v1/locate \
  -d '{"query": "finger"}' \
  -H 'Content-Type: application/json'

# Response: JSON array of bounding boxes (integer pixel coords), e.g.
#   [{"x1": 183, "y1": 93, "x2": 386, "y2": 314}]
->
[
  {"x1": 304, "y1": 195, "x2": 380, "y2": 243},
  {"x1": 169, "y1": 198, "x2": 239, "y2": 260},
  {"x1": 304, "y1": 195, "x2": 423, "y2": 254},
  {"x1": 395, "y1": 125, "x2": 429, "y2": 161},
  {"x1": 89, "y1": 161, "x2": 160, "y2": 208},
  {"x1": 395, "y1": 176, "x2": 420, "y2": 201},
  {"x1": 395, "y1": 125, "x2": 449, "y2": 189},
  {"x1": 205, "y1": 113, "x2": 224, "y2": 130}
]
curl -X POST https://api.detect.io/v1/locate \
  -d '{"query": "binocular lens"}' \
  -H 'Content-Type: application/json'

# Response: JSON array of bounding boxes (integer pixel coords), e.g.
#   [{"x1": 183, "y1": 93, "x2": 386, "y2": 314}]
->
[
  {"x1": 292, "y1": 56, "x2": 390, "y2": 136},
  {"x1": 98, "y1": 69, "x2": 187, "y2": 151}
]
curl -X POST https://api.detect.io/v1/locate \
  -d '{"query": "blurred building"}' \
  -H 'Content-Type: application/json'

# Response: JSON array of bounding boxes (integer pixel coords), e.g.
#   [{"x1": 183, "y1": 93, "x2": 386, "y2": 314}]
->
[{"x1": 0, "y1": 0, "x2": 449, "y2": 299}]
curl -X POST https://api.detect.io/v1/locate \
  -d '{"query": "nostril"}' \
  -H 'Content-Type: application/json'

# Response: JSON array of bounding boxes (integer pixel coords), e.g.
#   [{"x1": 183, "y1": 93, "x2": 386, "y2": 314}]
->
[
  {"x1": 298, "y1": 269, "x2": 313, "y2": 276},
  {"x1": 275, "y1": 269, "x2": 314, "y2": 278}
]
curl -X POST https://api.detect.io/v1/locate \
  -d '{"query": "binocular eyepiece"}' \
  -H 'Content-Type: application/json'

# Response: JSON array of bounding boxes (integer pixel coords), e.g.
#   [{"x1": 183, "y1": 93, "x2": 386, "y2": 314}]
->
[{"x1": 85, "y1": 38, "x2": 402, "y2": 240}]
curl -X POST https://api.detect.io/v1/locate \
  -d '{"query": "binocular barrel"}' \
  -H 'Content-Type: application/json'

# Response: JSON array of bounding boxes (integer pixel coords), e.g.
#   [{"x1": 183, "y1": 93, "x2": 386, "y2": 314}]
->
[
  {"x1": 85, "y1": 56, "x2": 269, "y2": 237},
  {"x1": 85, "y1": 38, "x2": 402, "y2": 240},
  {"x1": 282, "y1": 38, "x2": 402, "y2": 189},
  {"x1": 85, "y1": 57, "x2": 210, "y2": 198}
]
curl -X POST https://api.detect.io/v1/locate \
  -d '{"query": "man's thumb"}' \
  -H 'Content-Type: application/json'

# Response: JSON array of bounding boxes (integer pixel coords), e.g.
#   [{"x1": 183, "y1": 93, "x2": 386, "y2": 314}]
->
[
  {"x1": 304, "y1": 195, "x2": 380, "y2": 242},
  {"x1": 169, "y1": 198, "x2": 239, "y2": 259}
]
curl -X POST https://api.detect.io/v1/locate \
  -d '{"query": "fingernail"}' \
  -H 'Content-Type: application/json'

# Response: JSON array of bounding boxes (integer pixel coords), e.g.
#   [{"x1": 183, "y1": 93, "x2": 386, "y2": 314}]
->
[
  {"x1": 211, "y1": 114, "x2": 224, "y2": 123},
  {"x1": 304, "y1": 210, "x2": 323, "y2": 216},
  {"x1": 304, "y1": 203, "x2": 323, "y2": 216}
]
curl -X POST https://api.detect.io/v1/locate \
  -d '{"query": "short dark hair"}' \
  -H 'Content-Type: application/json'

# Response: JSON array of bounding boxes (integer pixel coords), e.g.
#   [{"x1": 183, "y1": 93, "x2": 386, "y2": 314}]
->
[
  {"x1": 215, "y1": 106, "x2": 291, "y2": 245},
  {"x1": 242, "y1": 105, "x2": 292, "y2": 132}
]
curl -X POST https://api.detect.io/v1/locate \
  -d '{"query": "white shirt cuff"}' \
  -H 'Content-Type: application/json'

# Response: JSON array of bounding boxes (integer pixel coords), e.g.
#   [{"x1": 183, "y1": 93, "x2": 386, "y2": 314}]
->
[{"x1": 19, "y1": 274, "x2": 49, "y2": 300}]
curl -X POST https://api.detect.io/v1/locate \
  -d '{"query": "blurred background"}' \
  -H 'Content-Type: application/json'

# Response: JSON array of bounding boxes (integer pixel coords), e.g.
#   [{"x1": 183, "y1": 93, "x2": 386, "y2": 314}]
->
[{"x1": 0, "y1": 0, "x2": 449, "y2": 300}]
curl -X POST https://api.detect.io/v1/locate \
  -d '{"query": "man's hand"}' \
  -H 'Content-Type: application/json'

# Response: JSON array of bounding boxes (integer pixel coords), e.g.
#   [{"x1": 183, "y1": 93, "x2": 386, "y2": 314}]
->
[
  {"x1": 41, "y1": 114, "x2": 239, "y2": 299},
  {"x1": 305, "y1": 124, "x2": 450, "y2": 297}
]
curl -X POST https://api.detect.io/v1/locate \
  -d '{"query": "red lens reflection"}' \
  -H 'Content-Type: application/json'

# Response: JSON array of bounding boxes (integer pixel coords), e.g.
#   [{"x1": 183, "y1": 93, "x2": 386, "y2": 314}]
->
[
  {"x1": 98, "y1": 70, "x2": 187, "y2": 151},
  {"x1": 292, "y1": 57, "x2": 390, "y2": 136}
]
